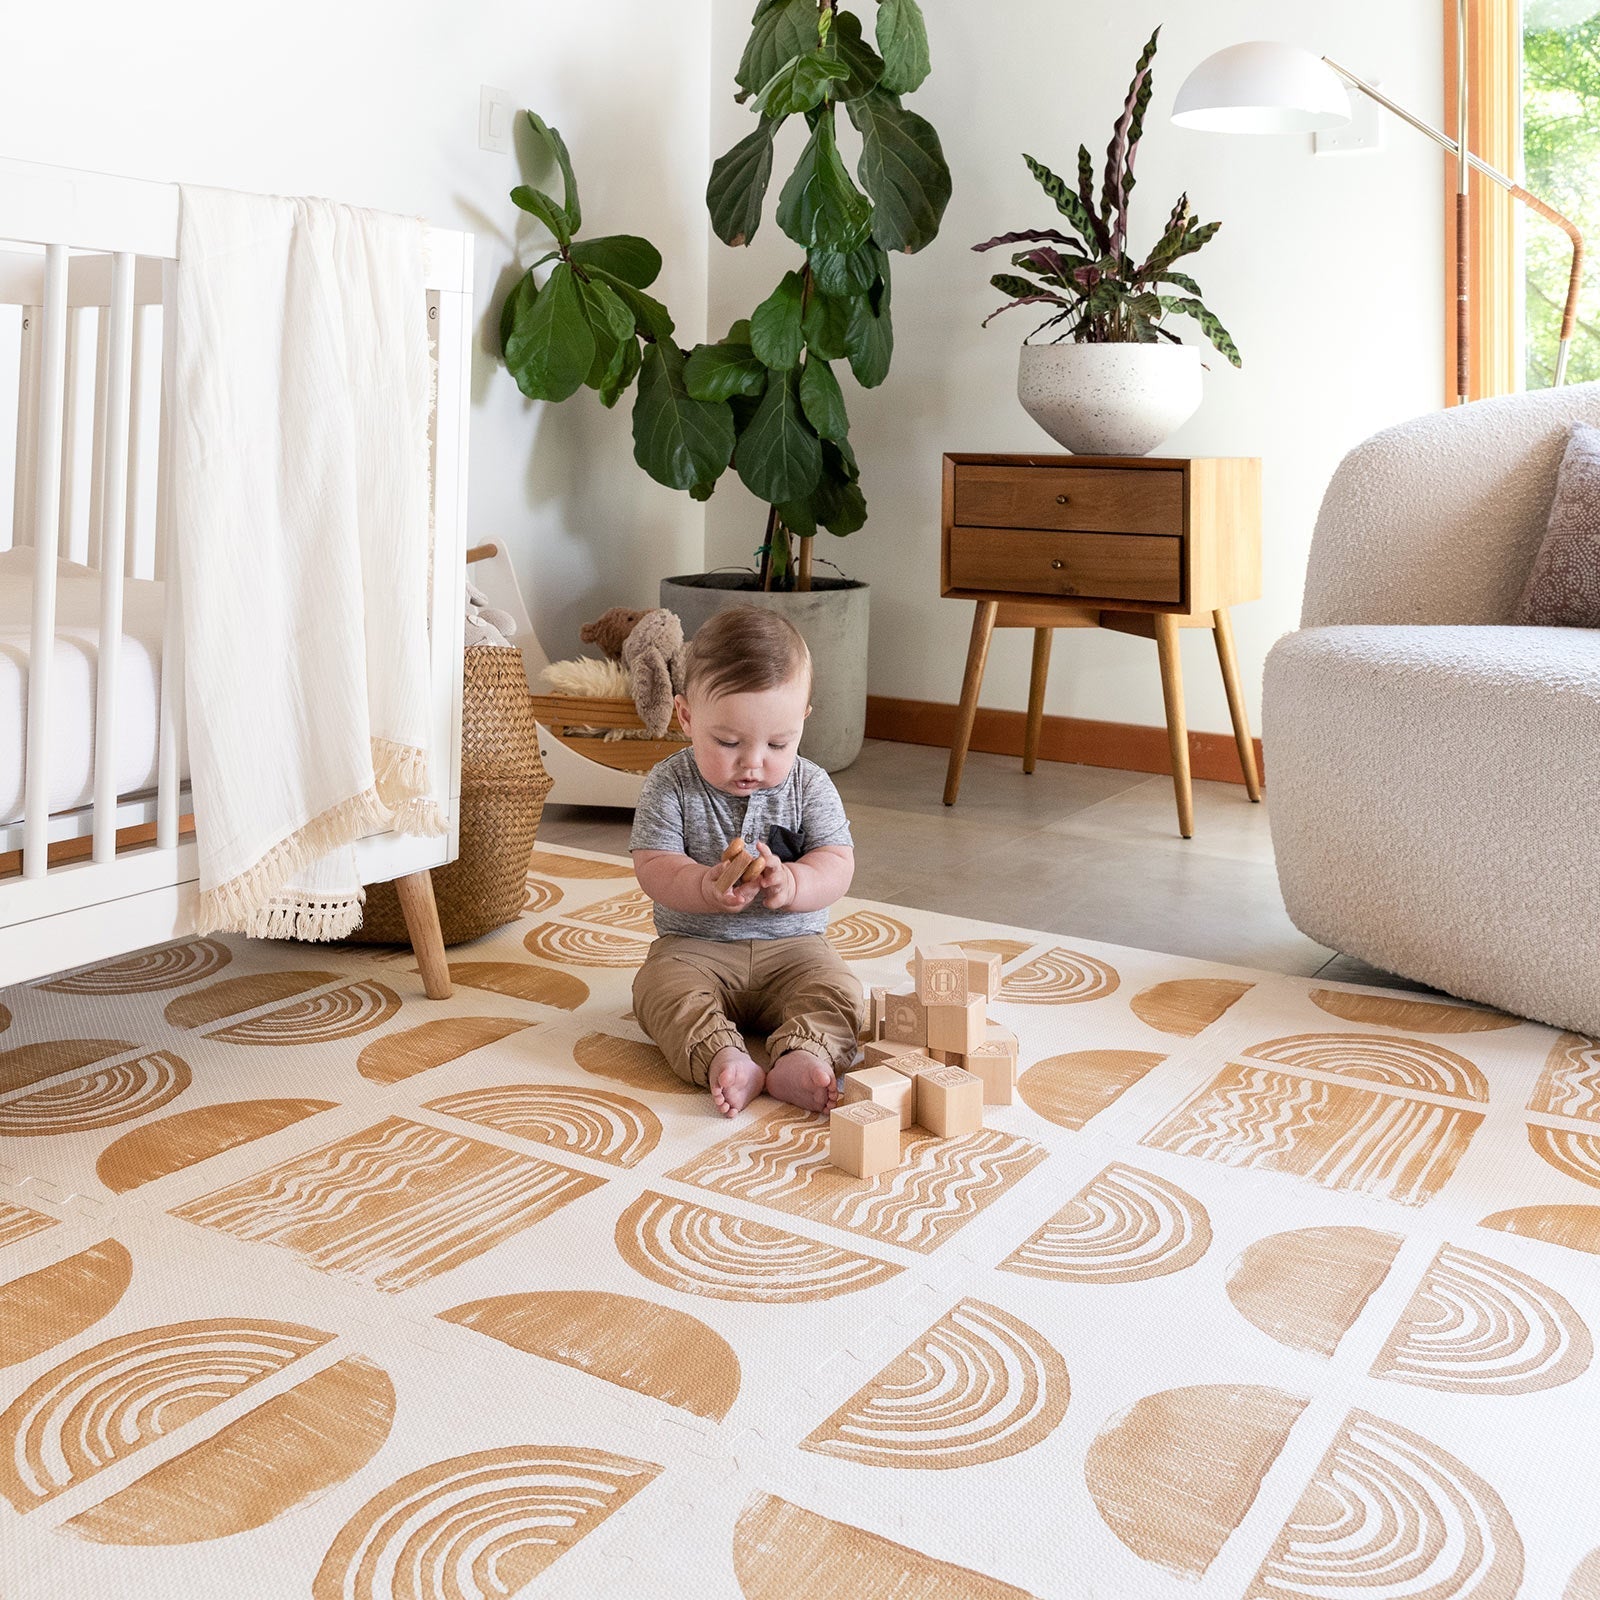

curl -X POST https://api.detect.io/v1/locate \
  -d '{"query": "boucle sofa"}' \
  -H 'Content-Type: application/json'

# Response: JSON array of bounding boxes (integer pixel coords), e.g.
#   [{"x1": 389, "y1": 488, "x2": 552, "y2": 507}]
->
[{"x1": 1263, "y1": 383, "x2": 1600, "y2": 1035}]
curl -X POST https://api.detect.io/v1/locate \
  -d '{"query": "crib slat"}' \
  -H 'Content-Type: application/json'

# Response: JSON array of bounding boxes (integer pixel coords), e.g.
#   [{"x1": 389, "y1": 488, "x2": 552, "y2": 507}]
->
[
  {"x1": 87, "y1": 306, "x2": 109, "y2": 569},
  {"x1": 92, "y1": 255, "x2": 136, "y2": 863},
  {"x1": 22, "y1": 245, "x2": 70, "y2": 879},
  {"x1": 58, "y1": 306, "x2": 83, "y2": 563},
  {"x1": 125, "y1": 305, "x2": 150, "y2": 578},
  {"x1": 156, "y1": 261, "x2": 184, "y2": 850},
  {"x1": 11, "y1": 305, "x2": 40, "y2": 551}
]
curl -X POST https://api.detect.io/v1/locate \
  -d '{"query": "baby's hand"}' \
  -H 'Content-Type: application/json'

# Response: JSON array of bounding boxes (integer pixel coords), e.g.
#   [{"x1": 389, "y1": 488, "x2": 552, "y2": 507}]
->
[
  {"x1": 700, "y1": 862, "x2": 761, "y2": 914},
  {"x1": 753, "y1": 842, "x2": 797, "y2": 910}
]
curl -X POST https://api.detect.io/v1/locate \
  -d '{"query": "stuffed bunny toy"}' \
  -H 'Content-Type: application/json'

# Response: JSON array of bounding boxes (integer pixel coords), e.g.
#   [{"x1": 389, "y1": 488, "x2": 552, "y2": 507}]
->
[{"x1": 620, "y1": 608, "x2": 687, "y2": 737}]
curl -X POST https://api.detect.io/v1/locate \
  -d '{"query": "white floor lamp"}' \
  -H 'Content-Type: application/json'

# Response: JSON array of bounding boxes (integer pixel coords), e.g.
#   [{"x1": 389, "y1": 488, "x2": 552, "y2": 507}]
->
[{"x1": 1171, "y1": 38, "x2": 1584, "y2": 400}]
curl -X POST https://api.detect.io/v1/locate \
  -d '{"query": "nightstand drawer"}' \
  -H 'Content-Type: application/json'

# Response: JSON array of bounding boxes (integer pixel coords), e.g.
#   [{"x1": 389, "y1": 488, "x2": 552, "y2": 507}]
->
[
  {"x1": 948, "y1": 526, "x2": 1182, "y2": 603},
  {"x1": 952, "y1": 464, "x2": 1184, "y2": 535}
]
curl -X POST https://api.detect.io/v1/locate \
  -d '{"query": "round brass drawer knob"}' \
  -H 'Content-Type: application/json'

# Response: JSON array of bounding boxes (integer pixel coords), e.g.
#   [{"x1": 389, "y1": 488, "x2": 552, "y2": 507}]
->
[
  {"x1": 1050, "y1": 559, "x2": 1064, "y2": 570},
  {"x1": 1055, "y1": 494, "x2": 1070, "y2": 504}
]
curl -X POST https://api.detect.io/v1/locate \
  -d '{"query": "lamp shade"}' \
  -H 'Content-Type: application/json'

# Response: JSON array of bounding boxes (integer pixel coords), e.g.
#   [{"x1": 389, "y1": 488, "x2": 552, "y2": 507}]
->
[{"x1": 1172, "y1": 42, "x2": 1352, "y2": 134}]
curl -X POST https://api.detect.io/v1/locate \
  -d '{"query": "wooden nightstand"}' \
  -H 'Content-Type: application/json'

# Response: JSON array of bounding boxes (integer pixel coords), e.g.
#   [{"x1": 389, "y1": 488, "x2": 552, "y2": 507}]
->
[{"x1": 940, "y1": 452, "x2": 1262, "y2": 837}]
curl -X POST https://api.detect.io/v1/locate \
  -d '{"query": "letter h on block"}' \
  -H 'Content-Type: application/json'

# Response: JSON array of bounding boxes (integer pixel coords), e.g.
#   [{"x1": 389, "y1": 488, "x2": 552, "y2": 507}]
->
[{"x1": 913, "y1": 944, "x2": 968, "y2": 1005}]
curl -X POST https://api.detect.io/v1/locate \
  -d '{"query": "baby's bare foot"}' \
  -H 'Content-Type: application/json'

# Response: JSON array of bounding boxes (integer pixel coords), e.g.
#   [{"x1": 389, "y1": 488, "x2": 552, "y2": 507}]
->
[
  {"x1": 708, "y1": 1047, "x2": 765, "y2": 1118},
  {"x1": 766, "y1": 1049, "x2": 839, "y2": 1114}
]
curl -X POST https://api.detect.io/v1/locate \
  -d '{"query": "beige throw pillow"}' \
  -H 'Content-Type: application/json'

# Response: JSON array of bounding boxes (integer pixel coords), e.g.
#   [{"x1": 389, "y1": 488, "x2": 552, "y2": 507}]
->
[{"x1": 1515, "y1": 420, "x2": 1600, "y2": 627}]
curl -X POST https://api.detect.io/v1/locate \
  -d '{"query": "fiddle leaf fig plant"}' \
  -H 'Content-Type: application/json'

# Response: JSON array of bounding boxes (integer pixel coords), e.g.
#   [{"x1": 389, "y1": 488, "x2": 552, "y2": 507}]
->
[{"x1": 975, "y1": 27, "x2": 1242, "y2": 367}]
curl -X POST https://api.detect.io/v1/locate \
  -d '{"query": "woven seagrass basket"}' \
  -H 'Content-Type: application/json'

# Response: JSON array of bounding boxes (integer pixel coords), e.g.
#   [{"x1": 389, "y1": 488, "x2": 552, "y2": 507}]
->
[{"x1": 353, "y1": 644, "x2": 552, "y2": 946}]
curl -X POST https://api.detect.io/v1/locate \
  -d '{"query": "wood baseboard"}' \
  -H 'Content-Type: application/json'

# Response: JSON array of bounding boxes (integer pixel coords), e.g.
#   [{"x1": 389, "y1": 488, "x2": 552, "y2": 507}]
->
[{"x1": 865, "y1": 696, "x2": 1265, "y2": 788}]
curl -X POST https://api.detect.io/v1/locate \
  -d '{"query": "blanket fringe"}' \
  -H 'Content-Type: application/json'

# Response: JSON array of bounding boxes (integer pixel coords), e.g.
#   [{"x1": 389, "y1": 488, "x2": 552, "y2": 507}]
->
[
  {"x1": 239, "y1": 892, "x2": 367, "y2": 942},
  {"x1": 372, "y1": 737, "x2": 446, "y2": 837}
]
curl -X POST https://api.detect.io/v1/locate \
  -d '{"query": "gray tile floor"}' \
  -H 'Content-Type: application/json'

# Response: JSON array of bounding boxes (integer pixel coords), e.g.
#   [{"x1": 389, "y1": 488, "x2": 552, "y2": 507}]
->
[{"x1": 539, "y1": 739, "x2": 1425, "y2": 988}]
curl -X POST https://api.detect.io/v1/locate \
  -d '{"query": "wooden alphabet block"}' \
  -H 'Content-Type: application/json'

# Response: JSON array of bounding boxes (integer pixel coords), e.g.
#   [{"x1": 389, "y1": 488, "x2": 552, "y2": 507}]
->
[
  {"x1": 916, "y1": 1066, "x2": 984, "y2": 1137},
  {"x1": 869, "y1": 986, "x2": 889, "y2": 1040},
  {"x1": 925, "y1": 992, "x2": 986, "y2": 1055},
  {"x1": 964, "y1": 1051, "x2": 1014, "y2": 1106},
  {"x1": 881, "y1": 988, "x2": 928, "y2": 1047},
  {"x1": 864, "y1": 1038, "x2": 928, "y2": 1070},
  {"x1": 840, "y1": 1065, "x2": 915, "y2": 1129},
  {"x1": 913, "y1": 943, "x2": 969, "y2": 1005},
  {"x1": 964, "y1": 949, "x2": 1004, "y2": 999},
  {"x1": 970, "y1": 1022, "x2": 1020, "y2": 1084},
  {"x1": 930, "y1": 1048, "x2": 965, "y2": 1067},
  {"x1": 829, "y1": 1100, "x2": 901, "y2": 1177}
]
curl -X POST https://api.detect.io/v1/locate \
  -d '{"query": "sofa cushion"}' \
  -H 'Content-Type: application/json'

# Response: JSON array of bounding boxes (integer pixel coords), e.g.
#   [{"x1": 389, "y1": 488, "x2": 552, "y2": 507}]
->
[{"x1": 1515, "y1": 420, "x2": 1600, "y2": 628}]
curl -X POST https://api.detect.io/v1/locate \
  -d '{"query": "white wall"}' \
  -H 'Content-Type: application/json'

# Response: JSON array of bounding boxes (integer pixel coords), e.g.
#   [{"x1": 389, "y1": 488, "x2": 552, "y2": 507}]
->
[
  {"x1": 705, "y1": 0, "x2": 1447, "y2": 737},
  {"x1": 0, "y1": 0, "x2": 713, "y2": 662}
]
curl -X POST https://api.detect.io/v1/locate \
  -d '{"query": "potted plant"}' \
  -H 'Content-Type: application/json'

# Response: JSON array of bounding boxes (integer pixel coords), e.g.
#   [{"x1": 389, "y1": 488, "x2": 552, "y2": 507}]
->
[
  {"x1": 976, "y1": 27, "x2": 1241, "y2": 457},
  {"x1": 499, "y1": 4, "x2": 951, "y2": 769}
]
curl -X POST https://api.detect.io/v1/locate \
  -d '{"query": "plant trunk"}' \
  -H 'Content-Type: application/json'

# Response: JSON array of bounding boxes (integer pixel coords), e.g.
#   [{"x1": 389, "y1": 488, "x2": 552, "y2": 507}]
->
[{"x1": 797, "y1": 534, "x2": 813, "y2": 591}]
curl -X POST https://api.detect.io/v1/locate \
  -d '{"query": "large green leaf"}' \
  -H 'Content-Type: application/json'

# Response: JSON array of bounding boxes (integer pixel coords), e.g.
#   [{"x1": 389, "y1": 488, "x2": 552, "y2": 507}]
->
[
  {"x1": 504, "y1": 261, "x2": 593, "y2": 403},
  {"x1": 847, "y1": 89, "x2": 950, "y2": 253},
  {"x1": 736, "y1": 0, "x2": 819, "y2": 98},
  {"x1": 823, "y1": 9, "x2": 885, "y2": 99},
  {"x1": 510, "y1": 184, "x2": 571, "y2": 247},
  {"x1": 875, "y1": 0, "x2": 931, "y2": 93},
  {"x1": 525, "y1": 112, "x2": 580, "y2": 234},
  {"x1": 774, "y1": 496, "x2": 818, "y2": 537},
  {"x1": 777, "y1": 108, "x2": 874, "y2": 251},
  {"x1": 568, "y1": 235, "x2": 662, "y2": 288},
  {"x1": 707, "y1": 119, "x2": 779, "y2": 247},
  {"x1": 598, "y1": 334, "x2": 642, "y2": 409},
  {"x1": 734, "y1": 366, "x2": 823, "y2": 504},
  {"x1": 844, "y1": 272, "x2": 893, "y2": 387},
  {"x1": 684, "y1": 341, "x2": 769, "y2": 401},
  {"x1": 1159, "y1": 295, "x2": 1242, "y2": 366},
  {"x1": 584, "y1": 265, "x2": 676, "y2": 343},
  {"x1": 576, "y1": 276, "x2": 636, "y2": 388},
  {"x1": 798, "y1": 357, "x2": 849, "y2": 438},
  {"x1": 750, "y1": 269, "x2": 805, "y2": 369},
  {"x1": 498, "y1": 270, "x2": 537, "y2": 357},
  {"x1": 813, "y1": 439, "x2": 868, "y2": 533},
  {"x1": 632, "y1": 342, "x2": 737, "y2": 490},
  {"x1": 756, "y1": 51, "x2": 849, "y2": 117},
  {"x1": 801, "y1": 288, "x2": 854, "y2": 360},
  {"x1": 1021, "y1": 155, "x2": 1101, "y2": 249},
  {"x1": 810, "y1": 241, "x2": 879, "y2": 296}
]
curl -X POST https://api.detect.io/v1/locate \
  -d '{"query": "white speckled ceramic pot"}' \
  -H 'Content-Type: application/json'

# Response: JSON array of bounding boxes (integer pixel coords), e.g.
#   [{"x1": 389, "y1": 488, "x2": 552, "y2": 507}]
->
[{"x1": 1016, "y1": 342, "x2": 1203, "y2": 455}]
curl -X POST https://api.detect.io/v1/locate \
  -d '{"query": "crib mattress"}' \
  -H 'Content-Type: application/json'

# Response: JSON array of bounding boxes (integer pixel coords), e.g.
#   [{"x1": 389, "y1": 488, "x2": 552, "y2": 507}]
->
[{"x1": 0, "y1": 549, "x2": 174, "y2": 828}]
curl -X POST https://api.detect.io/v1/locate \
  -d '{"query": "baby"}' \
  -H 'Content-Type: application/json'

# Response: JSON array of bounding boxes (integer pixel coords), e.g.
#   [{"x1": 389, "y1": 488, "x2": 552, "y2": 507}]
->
[{"x1": 630, "y1": 605, "x2": 866, "y2": 1117}]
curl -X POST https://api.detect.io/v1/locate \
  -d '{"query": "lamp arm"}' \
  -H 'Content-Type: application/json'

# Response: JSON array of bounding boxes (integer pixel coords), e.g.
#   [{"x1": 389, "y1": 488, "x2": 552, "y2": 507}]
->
[{"x1": 1323, "y1": 54, "x2": 1584, "y2": 386}]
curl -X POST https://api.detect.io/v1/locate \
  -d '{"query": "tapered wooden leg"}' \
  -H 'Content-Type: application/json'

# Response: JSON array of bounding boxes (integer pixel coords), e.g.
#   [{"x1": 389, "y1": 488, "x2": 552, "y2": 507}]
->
[
  {"x1": 1023, "y1": 627, "x2": 1052, "y2": 775},
  {"x1": 1211, "y1": 607, "x2": 1262, "y2": 801},
  {"x1": 1153, "y1": 614, "x2": 1194, "y2": 839},
  {"x1": 943, "y1": 600, "x2": 998, "y2": 805},
  {"x1": 395, "y1": 870, "x2": 452, "y2": 999}
]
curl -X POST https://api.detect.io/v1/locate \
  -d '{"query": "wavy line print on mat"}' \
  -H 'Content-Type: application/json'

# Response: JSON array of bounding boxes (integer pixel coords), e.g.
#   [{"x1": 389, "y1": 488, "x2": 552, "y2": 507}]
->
[
  {"x1": 1130, "y1": 978, "x2": 1254, "y2": 1036},
  {"x1": 732, "y1": 1493, "x2": 1037, "y2": 1600},
  {"x1": 801, "y1": 1297, "x2": 1069, "y2": 1469},
  {"x1": 170, "y1": 1116, "x2": 604, "y2": 1292},
  {"x1": 64, "y1": 1355, "x2": 394, "y2": 1546},
  {"x1": 998, "y1": 946, "x2": 1119, "y2": 1004},
  {"x1": 573, "y1": 1031, "x2": 697, "y2": 1094},
  {"x1": 566, "y1": 887, "x2": 656, "y2": 934},
  {"x1": 614, "y1": 1191, "x2": 903, "y2": 1301},
  {"x1": 0, "y1": 1050, "x2": 191, "y2": 1136},
  {"x1": 1226, "y1": 1226, "x2": 1402, "y2": 1357},
  {"x1": 1530, "y1": 1033, "x2": 1600, "y2": 1123},
  {"x1": 1528, "y1": 1123, "x2": 1600, "y2": 1189},
  {"x1": 1309, "y1": 987, "x2": 1519, "y2": 1033},
  {"x1": 999, "y1": 1163, "x2": 1210, "y2": 1284},
  {"x1": 94, "y1": 1097, "x2": 338, "y2": 1193},
  {"x1": 1142, "y1": 1063, "x2": 1482, "y2": 1206},
  {"x1": 523, "y1": 920, "x2": 651, "y2": 967},
  {"x1": 1479, "y1": 1203, "x2": 1600, "y2": 1256},
  {"x1": 444, "y1": 961, "x2": 591, "y2": 1011},
  {"x1": 0, "y1": 1202, "x2": 57, "y2": 1250},
  {"x1": 163, "y1": 969, "x2": 341, "y2": 1029},
  {"x1": 666, "y1": 1106, "x2": 1049, "y2": 1254},
  {"x1": 1017, "y1": 1050, "x2": 1165, "y2": 1132},
  {"x1": 1247, "y1": 1409, "x2": 1524, "y2": 1598},
  {"x1": 827, "y1": 909, "x2": 913, "y2": 961},
  {"x1": 526, "y1": 848, "x2": 635, "y2": 880},
  {"x1": 1241, "y1": 1032, "x2": 1488, "y2": 1101},
  {"x1": 440, "y1": 1289, "x2": 741, "y2": 1419},
  {"x1": 1086, "y1": 1384, "x2": 1308, "y2": 1580},
  {"x1": 312, "y1": 1444, "x2": 662, "y2": 1600},
  {"x1": 0, "y1": 1317, "x2": 334, "y2": 1508},
  {"x1": 357, "y1": 1016, "x2": 535, "y2": 1085},
  {"x1": 203, "y1": 980, "x2": 401, "y2": 1046},
  {"x1": 0, "y1": 1241, "x2": 132, "y2": 1368},
  {"x1": 425, "y1": 1084, "x2": 662, "y2": 1167},
  {"x1": 36, "y1": 938, "x2": 232, "y2": 995},
  {"x1": 1370, "y1": 1242, "x2": 1592, "y2": 1393},
  {"x1": 0, "y1": 1037, "x2": 136, "y2": 1095},
  {"x1": 522, "y1": 876, "x2": 564, "y2": 913}
]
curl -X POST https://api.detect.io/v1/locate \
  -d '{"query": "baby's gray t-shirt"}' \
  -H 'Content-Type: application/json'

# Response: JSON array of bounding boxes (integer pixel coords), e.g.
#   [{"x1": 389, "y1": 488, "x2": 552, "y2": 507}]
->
[{"x1": 628, "y1": 748, "x2": 853, "y2": 939}]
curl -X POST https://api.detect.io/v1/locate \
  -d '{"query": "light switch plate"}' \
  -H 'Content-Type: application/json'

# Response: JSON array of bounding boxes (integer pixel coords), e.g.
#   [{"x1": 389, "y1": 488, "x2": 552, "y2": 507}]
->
[
  {"x1": 1315, "y1": 80, "x2": 1383, "y2": 154},
  {"x1": 479, "y1": 85, "x2": 514, "y2": 154}
]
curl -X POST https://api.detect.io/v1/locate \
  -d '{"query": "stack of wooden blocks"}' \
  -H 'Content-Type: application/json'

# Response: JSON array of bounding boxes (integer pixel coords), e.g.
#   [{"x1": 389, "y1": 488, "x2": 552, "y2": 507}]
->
[{"x1": 828, "y1": 943, "x2": 1020, "y2": 1179}]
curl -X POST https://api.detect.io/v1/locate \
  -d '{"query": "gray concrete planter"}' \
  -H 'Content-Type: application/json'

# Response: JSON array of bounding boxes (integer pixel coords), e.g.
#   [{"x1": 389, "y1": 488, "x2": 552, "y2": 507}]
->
[{"x1": 660, "y1": 574, "x2": 869, "y2": 772}]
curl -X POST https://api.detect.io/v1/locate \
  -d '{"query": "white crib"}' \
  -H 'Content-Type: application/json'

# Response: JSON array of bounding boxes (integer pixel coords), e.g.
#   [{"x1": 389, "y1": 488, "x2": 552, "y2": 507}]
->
[{"x1": 0, "y1": 158, "x2": 473, "y2": 986}]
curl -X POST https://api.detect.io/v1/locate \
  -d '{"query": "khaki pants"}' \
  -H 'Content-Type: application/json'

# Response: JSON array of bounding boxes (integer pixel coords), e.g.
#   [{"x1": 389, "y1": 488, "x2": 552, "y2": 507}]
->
[{"x1": 632, "y1": 933, "x2": 866, "y2": 1089}]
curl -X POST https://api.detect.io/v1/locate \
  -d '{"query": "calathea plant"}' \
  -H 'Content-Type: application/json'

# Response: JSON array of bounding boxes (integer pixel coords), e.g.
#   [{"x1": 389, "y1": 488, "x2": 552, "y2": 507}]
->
[{"x1": 976, "y1": 28, "x2": 1241, "y2": 366}]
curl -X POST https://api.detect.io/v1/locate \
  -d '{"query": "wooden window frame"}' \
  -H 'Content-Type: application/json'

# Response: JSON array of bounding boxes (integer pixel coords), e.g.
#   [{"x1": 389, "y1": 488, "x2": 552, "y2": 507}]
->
[{"x1": 1445, "y1": 0, "x2": 1521, "y2": 402}]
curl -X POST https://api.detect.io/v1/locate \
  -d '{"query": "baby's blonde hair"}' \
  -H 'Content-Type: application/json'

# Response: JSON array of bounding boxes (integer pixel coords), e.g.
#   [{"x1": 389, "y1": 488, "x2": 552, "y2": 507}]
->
[{"x1": 682, "y1": 605, "x2": 811, "y2": 702}]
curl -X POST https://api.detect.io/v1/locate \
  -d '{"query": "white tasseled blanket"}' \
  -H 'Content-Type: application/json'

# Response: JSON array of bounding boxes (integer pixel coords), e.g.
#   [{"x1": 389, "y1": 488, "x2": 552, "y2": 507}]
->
[{"x1": 172, "y1": 185, "x2": 442, "y2": 940}]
